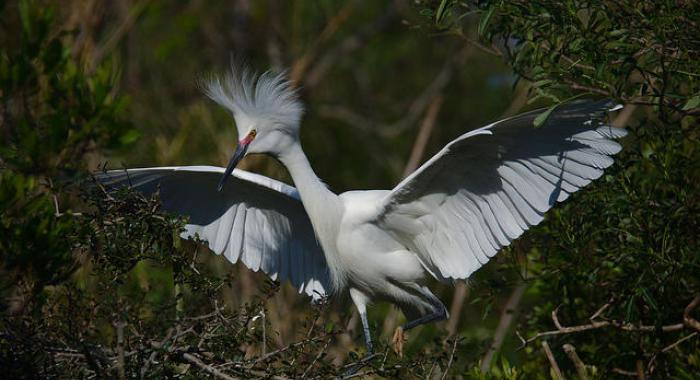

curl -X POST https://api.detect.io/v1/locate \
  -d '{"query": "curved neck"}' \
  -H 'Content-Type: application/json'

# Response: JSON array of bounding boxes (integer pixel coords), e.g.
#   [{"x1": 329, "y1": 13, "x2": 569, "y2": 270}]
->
[
  {"x1": 278, "y1": 139, "x2": 345, "y2": 288},
  {"x1": 279, "y1": 141, "x2": 340, "y2": 217}
]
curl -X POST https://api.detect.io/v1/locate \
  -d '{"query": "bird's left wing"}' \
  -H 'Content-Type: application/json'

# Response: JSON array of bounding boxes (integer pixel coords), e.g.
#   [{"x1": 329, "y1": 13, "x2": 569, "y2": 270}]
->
[
  {"x1": 372, "y1": 100, "x2": 626, "y2": 281},
  {"x1": 96, "y1": 166, "x2": 331, "y2": 301}
]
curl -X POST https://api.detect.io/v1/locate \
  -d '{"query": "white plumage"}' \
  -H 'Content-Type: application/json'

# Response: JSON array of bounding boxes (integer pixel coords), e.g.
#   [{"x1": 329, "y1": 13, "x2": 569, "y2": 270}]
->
[
  {"x1": 97, "y1": 65, "x2": 626, "y2": 356},
  {"x1": 98, "y1": 166, "x2": 330, "y2": 301}
]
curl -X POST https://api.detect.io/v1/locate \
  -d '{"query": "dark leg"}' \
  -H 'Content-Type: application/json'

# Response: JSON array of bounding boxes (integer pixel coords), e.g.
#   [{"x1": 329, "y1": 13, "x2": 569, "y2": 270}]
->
[
  {"x1": 392, "y1": 285, "x2": 448, "y2": 356},
  {"x1": 402, "y1": 302, "x2": 448, "y2": 331}
]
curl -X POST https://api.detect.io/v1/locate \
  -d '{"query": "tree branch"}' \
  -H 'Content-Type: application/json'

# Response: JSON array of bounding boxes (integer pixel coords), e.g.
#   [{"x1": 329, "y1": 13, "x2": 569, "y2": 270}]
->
[
  {"x1": 519, "y1": 297, "x2": 699, "y2": 349},
  {"x1": 181, "y1": 352, "x2": 240, "y2": 380},
  {"x1": 542, "y1": 341, "x2": 564, "y2": 380},
  {"x1": 480, "y1": 283, "x2": 526, "y2": 372},
  {"x1": 563, "y1": 344, "x2": 588, "y2": 380}
]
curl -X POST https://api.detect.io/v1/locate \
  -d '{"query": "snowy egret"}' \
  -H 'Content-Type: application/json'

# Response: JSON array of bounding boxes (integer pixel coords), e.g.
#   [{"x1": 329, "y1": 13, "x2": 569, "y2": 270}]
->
[{"x1": 98, "y1": 65, "x2": 626, "y2": 356}]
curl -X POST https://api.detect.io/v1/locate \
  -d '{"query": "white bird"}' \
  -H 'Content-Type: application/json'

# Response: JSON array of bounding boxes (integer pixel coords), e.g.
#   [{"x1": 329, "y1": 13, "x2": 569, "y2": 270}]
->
[{"x1": 97, "y1": 65, "x2": 626, "y2": 356}]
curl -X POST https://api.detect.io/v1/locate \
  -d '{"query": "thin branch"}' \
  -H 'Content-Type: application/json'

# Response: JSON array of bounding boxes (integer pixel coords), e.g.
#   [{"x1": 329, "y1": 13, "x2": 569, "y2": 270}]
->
[
  {"x1": 636, "y1": 360, "x2": 645, "y2": 380},
  {"x1": 663, "y1": 331, "x2": 699, "y2": 353},
  {"x1": 141, "y1": 328, "x2": 175, "y2": 379},
  {"x1": 563, "y1": 344, "x2": 588, "y2": 380},
  {"x1": 90, "y1": 2, "x2": 148, "y2": 72},
  {"x1": 402, "y1": 95, "x2": 444, "y2": 177},
  {"x1": 446, "y1": 283, "x2": 469, "y2": 337},
  {"x1": 301, "y1": 337, "x2": 331, "y2": 378},
  {"x1": 115, "y1": 321, "x2": 126, "y2": 380},
  {"x1": 520, "y1": 302, "x2": 691, "y2": 348},
  {"x1": 289, "y1": 1, "x2": 357, "y2": 83},
  {"x1": 181, "y1": 353, "x2": 240, "y2": 380},
  {"x1": 612, "y1": 367, "x2": 638, "y2": 377},
  {"x1": 683, "y1": 294, "x2": 700, "y2": 332},
  {"x1": 454, "y1": 30, "x2": 502, "y2": 56},
  {"x1": 542, "y1": 341, "x2": 564, "y2": 380},
  {"x1": 250, "y1": 337, "x2": 323, "y2": 365},
  {"x1": 441, "y1": 339, "x2": 459, "y2": 380},
  {"x1": 480, "y1": 283, "x2": 526, "y2": 372}
]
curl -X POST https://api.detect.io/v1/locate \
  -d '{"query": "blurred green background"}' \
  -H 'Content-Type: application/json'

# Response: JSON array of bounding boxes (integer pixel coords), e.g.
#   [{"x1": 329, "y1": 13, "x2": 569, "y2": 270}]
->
[{"x1": 2, "y1": 0, "x2": 698, "y2": 378}]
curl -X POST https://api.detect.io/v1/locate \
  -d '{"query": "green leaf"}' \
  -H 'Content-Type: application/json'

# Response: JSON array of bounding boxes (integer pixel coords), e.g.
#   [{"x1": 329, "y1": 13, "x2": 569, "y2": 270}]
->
[
  {"x1": 435, "y1": 0, "x2": 449, "y2": 25},
  {"x1": 533, "y1": 104, "x2": 558, "y2": 128},
  {"x1": 419, "y1": 8, "x2": 435, "y2": 18},
  {"x1": 119, "y1": 129, "x2": 141, "y2": 145},
  {"x1": 18, "y1": 0, "x2": 33, "y2": 37},
  {"x1": 640, "y1": 287, "x2": 659, "y2": 311},
  {"x1": 478, "y1": 5, "x2": 496, "y2": 37},
  {"x1": 682, "y1": 94, "x2": 700, "y2": 110}
]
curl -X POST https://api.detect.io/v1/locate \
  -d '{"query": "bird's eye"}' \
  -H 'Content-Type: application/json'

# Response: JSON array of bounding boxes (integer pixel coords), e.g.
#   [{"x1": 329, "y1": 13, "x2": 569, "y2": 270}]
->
[{"x1": 250, "y1": 129, "x2": 257, "y2": 137}]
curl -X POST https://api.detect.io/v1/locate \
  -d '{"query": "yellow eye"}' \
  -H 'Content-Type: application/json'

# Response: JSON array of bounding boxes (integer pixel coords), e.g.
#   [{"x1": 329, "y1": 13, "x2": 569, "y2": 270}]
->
[{"x1": 250, "y1": 129, "x2": 257, "y2": 138}]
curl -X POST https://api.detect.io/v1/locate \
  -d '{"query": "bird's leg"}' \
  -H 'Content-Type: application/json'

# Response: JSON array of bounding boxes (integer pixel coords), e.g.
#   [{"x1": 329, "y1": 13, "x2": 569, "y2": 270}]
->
[
  {"x1": 402, "y1": 303, "x2": 448, "y2": 330},
  {"x1": 393, "y1": 286, "x2": 449, "y2": 356},
  {"x1": 359, "y1": 310, "x2": 374, "y2": 354},
  {"x1": 342, "y1": 288, "x2": 375, "y2": 378},
  {"x1": 348, "y1": 288, "x2": 373, "y2": 355}
]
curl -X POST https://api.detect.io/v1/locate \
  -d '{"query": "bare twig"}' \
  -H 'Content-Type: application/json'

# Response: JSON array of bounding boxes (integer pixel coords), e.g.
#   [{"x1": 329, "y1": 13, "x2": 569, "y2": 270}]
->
[
  {"x1": 563, "y1": 344, "x2": 588, "y2": 380},
  {"x1": 53, "y1": 194, "x2": 62, "y2": 217},
  {"x1": 636, "y1": 360, "x2": 644, "y2": 380},
  {"x1": 612, "y1": 105, "x2": 637, "y2": 129},
  {"x1": 340, "y1": 353, "x2": 381, "y2": 380},
  {"x1": 589, "y1": 303, "x2": 611, "y2": 322},
  {"x1": 542, "y1": 341, "x2": 564, "y2": 380},
  {"x1": 662, "y1": 331, "x2": 698, "y2": 353},
  {"x1": 289, "y1": 1, "x2": 357, "y2": 83},
  {"x1": 251, "y1": 337, "x2": 323, "y2": 365},
  {"x1": 141, "y1": 328, "x2": 175, "y2": 379},
  {"x1": 90, "y1": 2, "x2": 148, "y2": 72},
  {"x1": 115, "y1": 321, "x2": 126, "y2": 380},
  {"x1": 612, "y1": 367, "x2": 638, "y2": 377},
  {"x1": 402, "y1": 96, "x2": 444, "y2": 177},
  {"x1": 480, "y1": 283, "x2": 526, "y2": 372},
  {"x1": 441, "y1": 339, "x2": 459, "y2": 380},
  {"x1": 181, "y1": 353, "x2": 240, "y2": 380},
  {"x1": 683, "y1": 294, "x2": 700, "y2": 332},
  {"x1": 301, "y1": 337, "x2": 331, "y2": 378},
  {"x1": 446, "y1": 283, "x2": 469, "y2": 337},
  {"x1": 646, "y1": 324, "x2": 700, "y2": 373},
  {"x1": 455, "y1": 30, "x2": 502, "y2": 56},
  {"x1": 552, "y1": 306, "x2": 565, "y2": 330},
  {"x1": 521, "y1": 305, "x2": 686, "y2": 348}
]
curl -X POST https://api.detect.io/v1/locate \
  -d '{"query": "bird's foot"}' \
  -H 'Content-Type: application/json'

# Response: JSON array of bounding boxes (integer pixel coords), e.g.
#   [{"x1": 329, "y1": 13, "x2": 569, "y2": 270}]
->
[
  {"x1": 339, "y1": 353, "x2": 379, "y2": 379},
  {"x1": 392, "y1": 326, "x2": 406, "y2": 357}
]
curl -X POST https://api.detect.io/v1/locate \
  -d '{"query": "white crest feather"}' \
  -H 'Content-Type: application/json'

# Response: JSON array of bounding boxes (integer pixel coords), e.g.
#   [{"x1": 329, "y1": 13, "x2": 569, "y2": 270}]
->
[{"x1": 202, "y1": 65, "x2": 304, "y2": 127}]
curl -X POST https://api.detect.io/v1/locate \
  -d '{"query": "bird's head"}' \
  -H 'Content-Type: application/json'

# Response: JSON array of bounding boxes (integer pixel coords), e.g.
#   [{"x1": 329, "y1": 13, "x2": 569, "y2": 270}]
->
[{"x1": 202, "y1": 65, "x2": 304, "y2": 191}]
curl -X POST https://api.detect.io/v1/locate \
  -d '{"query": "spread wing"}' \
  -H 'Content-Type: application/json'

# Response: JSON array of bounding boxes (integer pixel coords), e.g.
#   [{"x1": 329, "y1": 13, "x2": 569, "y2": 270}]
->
[
  {"x1": 97, "y1": 166, "x2": 331, "y2": 301},
  {"x1": 373, "y1": 100, "x2": 626, "y2": 281}
]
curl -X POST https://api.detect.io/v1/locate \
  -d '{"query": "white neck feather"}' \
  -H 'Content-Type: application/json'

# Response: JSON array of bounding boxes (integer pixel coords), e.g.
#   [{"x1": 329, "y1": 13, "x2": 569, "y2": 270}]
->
[{"x1": 278, "y1": 140, "x2": 346, "y2": 291}]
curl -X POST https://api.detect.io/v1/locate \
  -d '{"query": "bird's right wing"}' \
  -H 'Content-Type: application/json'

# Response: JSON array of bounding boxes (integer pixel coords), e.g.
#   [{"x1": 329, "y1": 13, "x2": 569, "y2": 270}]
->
[{"x1": 96, "y1": 166, "x2": 331, "y2": 302}]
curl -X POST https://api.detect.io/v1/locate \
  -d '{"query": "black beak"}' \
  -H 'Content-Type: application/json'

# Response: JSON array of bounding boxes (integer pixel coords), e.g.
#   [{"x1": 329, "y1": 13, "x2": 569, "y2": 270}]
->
[{"x1": 217, "y1": 142, "x2": 249, "y2": 192}]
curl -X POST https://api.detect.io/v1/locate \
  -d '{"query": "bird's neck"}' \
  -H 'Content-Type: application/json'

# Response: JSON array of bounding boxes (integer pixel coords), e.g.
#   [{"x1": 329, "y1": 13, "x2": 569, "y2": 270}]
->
[{"x1": 279, "y1": 140, "x2": 346, "y2": 289}]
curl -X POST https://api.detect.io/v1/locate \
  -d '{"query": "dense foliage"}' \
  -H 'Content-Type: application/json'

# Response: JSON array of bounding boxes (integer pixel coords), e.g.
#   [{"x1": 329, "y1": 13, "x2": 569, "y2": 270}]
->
[
  {"x1": 1, "y1": 0, "x2": 698, "y2": 378},
  {"x1": 425, "y1": 0, "x2": 700, "y2": 377}
]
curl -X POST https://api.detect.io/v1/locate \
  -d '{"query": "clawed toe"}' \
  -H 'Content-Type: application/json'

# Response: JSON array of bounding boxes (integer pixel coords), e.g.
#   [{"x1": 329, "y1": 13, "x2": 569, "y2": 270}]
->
[{"x1": 392, "y1": 326, "x2": 406, "y2": 357}]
